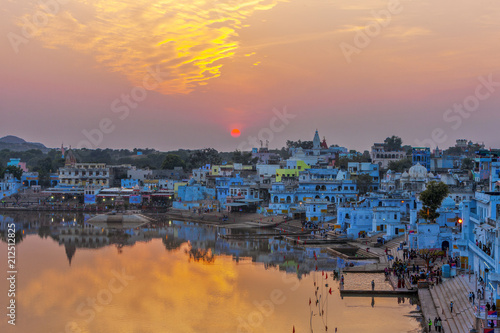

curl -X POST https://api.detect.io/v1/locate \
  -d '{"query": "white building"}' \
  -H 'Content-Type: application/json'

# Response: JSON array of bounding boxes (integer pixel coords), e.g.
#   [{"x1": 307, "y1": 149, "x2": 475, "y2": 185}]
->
[
  {"x1": 370, "y1": 143, "x2": 406, "y2": 169},
  {"x1": 58, "y1": 163, "x2": 111, "y2": 188}
]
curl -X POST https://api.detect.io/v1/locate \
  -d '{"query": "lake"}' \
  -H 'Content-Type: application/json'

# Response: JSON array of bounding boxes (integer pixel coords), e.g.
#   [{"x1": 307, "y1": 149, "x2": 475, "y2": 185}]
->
[{"x1": 0, "y1": 212, "x2": 422, "y2": 332}]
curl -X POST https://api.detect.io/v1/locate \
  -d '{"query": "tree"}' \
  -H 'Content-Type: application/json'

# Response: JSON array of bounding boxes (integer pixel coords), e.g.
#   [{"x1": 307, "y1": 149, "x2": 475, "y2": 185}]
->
[
  {"x1": 231, "y1": 150, "x2": 257, "y2": 165},
  {"x1": 417, "y1": 249, "x2": 445, "y2": 271},
  {"x1": 461, "y1": 158, "x2": 474, "y2": 171},
  {"x1": 335, "y1": 155, "x2": 371, "y2": 170},
  {"x1": 33, "y1": 156, "x2": 55, "y2": 187},
  {"x1": 5, "y1": 165, "x2": 23, "y2": 180},
  {"x1": 277, "y1": 147, "x2": 291, "y2": 160},
  {"x1": 161, "y1": 154, "x2": 185, "y2": 170},
  {"x1": 355, "y1": 173, "x2": 374, "y2": 196},
  {"x1": 445, "y1": 146, "x2": 463, "y2": 156},
  {"x1": 418, "y1": 181, "x2": 449, "y2": 222},
  {"x1": 286, "y1": 140, "x2": 314, "y2": 149},
  {"x1": 387, "y1": 158, "x2": 412, "y2": 172},
  {"x1": 188, "y1": 148, "x2": 222, "y2": 169},
  {"x1": 402, "y1": 145, "x2": 413, "y2": 155},
  {"x1": 384, "y1": 136, "x2": 402, "y2": 151}
]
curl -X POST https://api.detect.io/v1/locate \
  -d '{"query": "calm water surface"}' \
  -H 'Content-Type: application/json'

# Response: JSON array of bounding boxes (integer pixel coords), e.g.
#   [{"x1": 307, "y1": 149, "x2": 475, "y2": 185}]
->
[{"x1": 0, "y1": 212, "x2": 422, "y2": 333}]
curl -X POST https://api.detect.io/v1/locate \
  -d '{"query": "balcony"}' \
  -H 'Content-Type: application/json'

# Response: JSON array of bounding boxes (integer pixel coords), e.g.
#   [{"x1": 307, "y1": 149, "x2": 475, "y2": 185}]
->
[
  {"x1": 468, "y1": 240, "x2": 495, "y2": 267},
  {"x1": 469, "y1": 211, "x2": 480, "y2": 222}
]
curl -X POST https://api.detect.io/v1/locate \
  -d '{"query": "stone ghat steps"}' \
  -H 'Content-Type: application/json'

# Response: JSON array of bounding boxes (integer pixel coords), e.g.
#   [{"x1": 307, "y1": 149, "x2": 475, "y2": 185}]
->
[
  {"x1": 430, "y1": 284, "x2": 459, "y2": 332},
  {"x1": 354, "y1": 248, "x2": 381, "y2": 259},
  {"x1": 429, "y1": 274, "x2": 476, "y2": 333},
  {"x1": 450, "y1": 275, "x2": 476, "y2": 328},
  {"x1": 442, "y1": 276, "x2": 473, "y2": 332},
  {"x1": 384, "y1": 236, "x2": 406, "y2": 250}
]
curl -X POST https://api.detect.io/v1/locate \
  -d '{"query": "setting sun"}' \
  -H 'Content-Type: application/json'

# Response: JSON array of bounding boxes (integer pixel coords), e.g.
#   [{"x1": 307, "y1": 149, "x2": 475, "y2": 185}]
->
[{"x1": 230, "y1": 128, "x2": 241, "y2": 138}]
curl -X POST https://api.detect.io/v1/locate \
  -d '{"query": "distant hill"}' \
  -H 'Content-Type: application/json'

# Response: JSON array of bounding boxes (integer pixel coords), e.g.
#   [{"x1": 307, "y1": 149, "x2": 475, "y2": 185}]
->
[
  {"x1": 0, "y1": 135, "x2": 49, "y2": 152},
  {"x1": 0, "y1": 135, "x2": 26, "y2": 144}
]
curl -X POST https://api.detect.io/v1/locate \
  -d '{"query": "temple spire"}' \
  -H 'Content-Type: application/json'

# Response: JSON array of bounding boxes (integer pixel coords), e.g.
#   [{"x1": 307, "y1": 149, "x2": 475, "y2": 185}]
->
[{"x1": 313, "y1": 129, "x2": 321, "y2": 149}]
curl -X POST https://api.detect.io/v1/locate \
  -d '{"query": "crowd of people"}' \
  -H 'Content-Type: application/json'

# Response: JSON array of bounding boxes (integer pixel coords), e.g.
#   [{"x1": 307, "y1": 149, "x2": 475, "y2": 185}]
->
[
  {"x1": 428, "y1": 317, "x2": 443, "y2": 332},
  {"x1": 476, "y1": 240, "x2": 493, "y2": 257}
]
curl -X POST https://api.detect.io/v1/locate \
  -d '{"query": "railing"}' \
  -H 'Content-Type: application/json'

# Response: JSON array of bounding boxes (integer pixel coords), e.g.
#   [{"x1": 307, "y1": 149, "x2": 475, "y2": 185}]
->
[
  {"x1": 468, "y1": 240, "x2": 495, "y2": 267},
  {"x1": 469, "y1": 211, "x2": 480, "y2": 222}
]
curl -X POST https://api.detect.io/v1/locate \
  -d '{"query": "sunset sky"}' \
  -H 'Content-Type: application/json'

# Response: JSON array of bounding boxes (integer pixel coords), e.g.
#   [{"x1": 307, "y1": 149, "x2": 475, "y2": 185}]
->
[{"x1": 1, "y1": 0, "x2": 499, "y2": 152}]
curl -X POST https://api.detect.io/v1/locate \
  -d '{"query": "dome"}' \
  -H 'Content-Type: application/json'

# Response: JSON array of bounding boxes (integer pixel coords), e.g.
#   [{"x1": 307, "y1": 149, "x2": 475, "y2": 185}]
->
[
  {"x1": 336, "y1": 170, "x2": 346, "y2": 180},
  {"x1": 428, "y1": 172, "x2": 435, "y2": 178},
  {"x1": 441, "y1": 196, "x2": 455, "y2": 208},
  {"x1": 401, "y1": 171, "x2": 409, "y2": 178},
  {"x1": 408, "y1": 163, "x2": 428, "y2": 179}
]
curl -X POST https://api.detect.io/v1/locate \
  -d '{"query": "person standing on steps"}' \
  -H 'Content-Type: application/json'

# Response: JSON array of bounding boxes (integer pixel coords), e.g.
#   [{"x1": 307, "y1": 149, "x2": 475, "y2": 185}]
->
[
  {"x1": 371, "y1": 280, "x2": 375, "y2": 291},
  {"x1": 450, "y1": 301, "x2": 453, "y2": 313},
  {"x1": 428, "y1": 318, "x2": 432, "y2": 332},
  {"x1": 434, "y1": 317, "x2": 438, "y2": 331}
]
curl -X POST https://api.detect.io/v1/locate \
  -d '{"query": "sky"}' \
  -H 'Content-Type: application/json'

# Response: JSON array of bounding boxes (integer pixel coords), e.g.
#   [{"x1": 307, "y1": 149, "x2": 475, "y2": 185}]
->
[{"x1": 1, "y1": 0, "x2": 499, "y2": 152}]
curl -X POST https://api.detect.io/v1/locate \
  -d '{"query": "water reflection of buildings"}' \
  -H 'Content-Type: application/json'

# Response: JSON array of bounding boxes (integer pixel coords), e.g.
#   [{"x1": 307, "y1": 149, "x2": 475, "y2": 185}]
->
[
  {"x1": 57, "y1": 225, "x2": 110, "y2": 265},
  {"x1": 2, "y1": 213, "x2": 341, "y2": 276}
]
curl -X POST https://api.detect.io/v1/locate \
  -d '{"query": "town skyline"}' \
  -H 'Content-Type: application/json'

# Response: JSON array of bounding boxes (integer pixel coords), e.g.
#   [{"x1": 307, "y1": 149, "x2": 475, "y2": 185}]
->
[
  {"x1": 0, "y1": 132, "x2": 491, "y2": 155},
  {"x1": 1, "y1": 0, "x2": 499, "y2": 152}
]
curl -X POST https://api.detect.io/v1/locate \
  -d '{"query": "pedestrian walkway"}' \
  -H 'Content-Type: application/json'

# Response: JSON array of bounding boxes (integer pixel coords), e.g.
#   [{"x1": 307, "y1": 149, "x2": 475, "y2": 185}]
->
[{"x1": 419, "y1": 288, "x2": 445, "y2": 332}]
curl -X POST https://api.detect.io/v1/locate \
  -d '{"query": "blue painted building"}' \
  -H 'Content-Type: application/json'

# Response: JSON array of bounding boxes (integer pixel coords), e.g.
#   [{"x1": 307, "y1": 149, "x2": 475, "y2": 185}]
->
[
  {"x1": 22, "y1": 172, "x2": 39, "y2": 187},
  {"x1": 455, "y1": 192, "x2": 500, "y2": 307},
  {"x1": 267, "y1": 168, "x2": 359, "y2": 216},
  {"x1": 412, "y1": 147, "x2": 431, "y2": 171},
  {"x1": 336, "y1": 194, "x2": 416, "y2": 239},
  {"x1": 177, "y1": 183, "x2": 216, "y2": 202},
  {"x1": 0, "y1": 174, "x2": 22, "y2": 198},
  {"x1": 491, "y1": 162, "x2": 500, "y2": 192}
]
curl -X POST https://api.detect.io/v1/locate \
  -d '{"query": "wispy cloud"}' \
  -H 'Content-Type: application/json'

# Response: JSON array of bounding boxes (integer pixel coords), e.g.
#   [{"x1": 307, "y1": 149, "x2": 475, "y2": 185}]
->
[
  {"x1": 16, "y1": 0, "x2": 286, "y2": 94},
  {"x1": 385, "y1": 26, "x2": 432, "y2": 40}
]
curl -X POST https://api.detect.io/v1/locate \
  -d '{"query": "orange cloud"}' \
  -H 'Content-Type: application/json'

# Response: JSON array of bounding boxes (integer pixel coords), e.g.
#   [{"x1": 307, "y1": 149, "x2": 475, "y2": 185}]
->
[{"x1": 18, "y1": 0, "x2": 286, "y2": 94}]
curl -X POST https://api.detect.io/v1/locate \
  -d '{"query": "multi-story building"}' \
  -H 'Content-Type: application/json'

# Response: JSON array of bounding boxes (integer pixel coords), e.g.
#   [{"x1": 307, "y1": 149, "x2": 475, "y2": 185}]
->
[
  {"x1": 252, "y1": 146, "x2": 279, "y2": 164},
  {"x1": 58, "y1": 163, "x2": 111, "y2": 188},
  {"x1": 455, "y1": 191, "x2": 500, "y2": 305},
  {"x1": 275, "y1": 159, "x2": 310, "y2": 182},
  {"x1": 490, "y1": 162, "x2": 500, "y2": 192},
  {"x1": 0, "y1": 173, "x2": 22, "y2": 198},
  {"x1": 7, "y1": 158, "x2": 27, "y2": 172},
  {"x1": 268, "y1": 168, "x2": 359, "y2": 216},
  {"x1": 192, "y1": 164, "x2": 212, "y2": 184},
  {"x1": 305, "y1": 199, "x2": 334, "y2": 223},
  {"x1": 337, "y1": 194, "x2": 415, "y2": 239},
  {"x1": 412, "y1": 147, "x2": 431, "y2": 171},
  {"x1": 473, "y1": 150, "x2": 500, "y2": 183},
  {"x1": 370, "y1": 143, "x2": 406, "y2": 169},
  {"x1": 347, "y1": 162, "x2": 380, "y2": 190}
]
